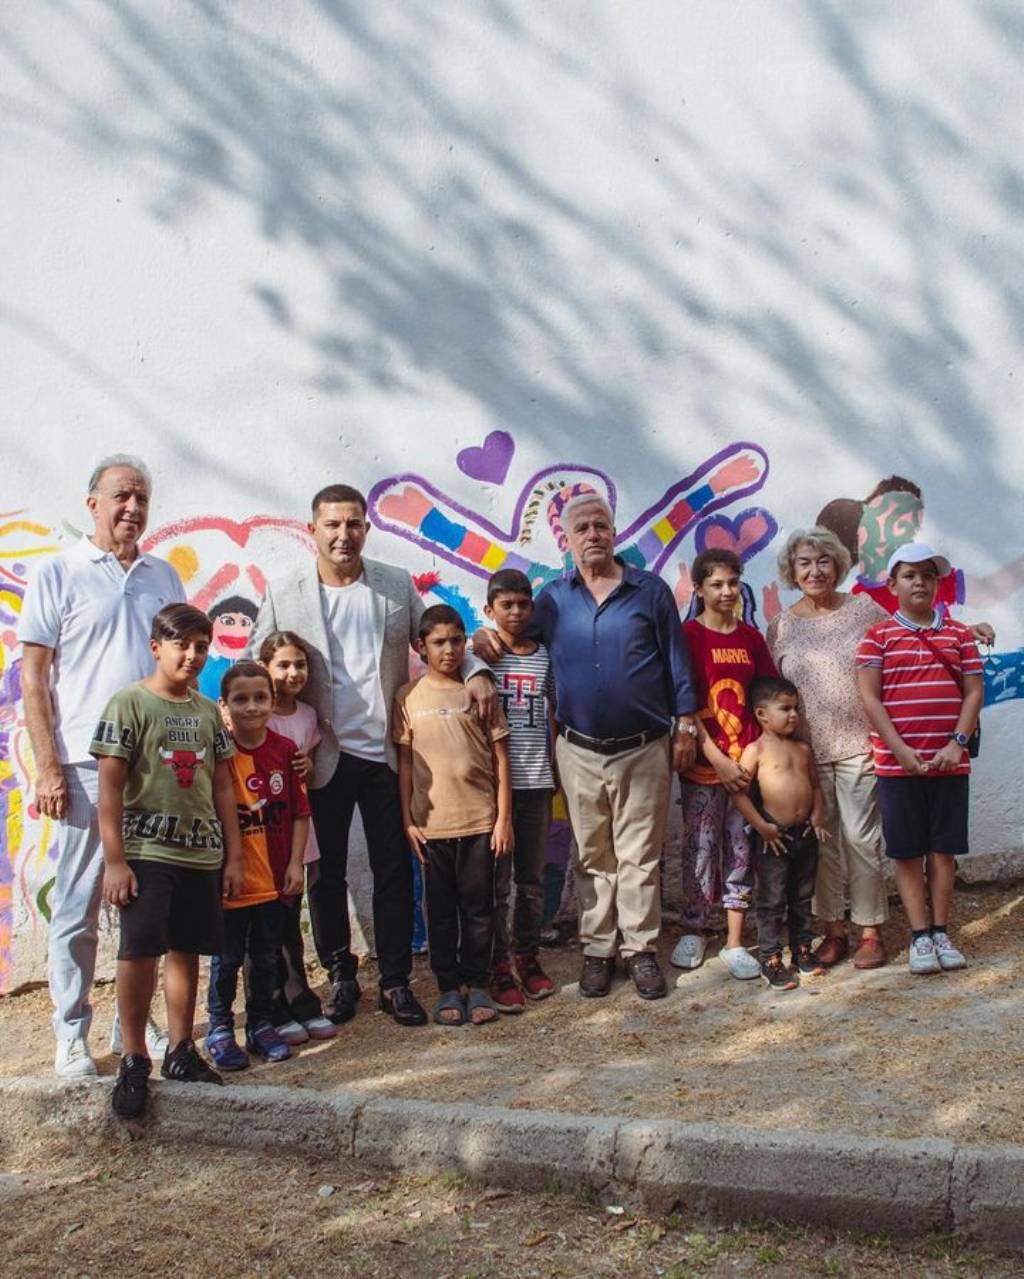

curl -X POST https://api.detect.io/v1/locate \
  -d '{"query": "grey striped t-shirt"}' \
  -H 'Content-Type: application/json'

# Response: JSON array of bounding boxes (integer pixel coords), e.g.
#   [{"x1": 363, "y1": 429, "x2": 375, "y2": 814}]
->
[{"x1": 492, "y1": 644, "x2": 555, "y2": 789}]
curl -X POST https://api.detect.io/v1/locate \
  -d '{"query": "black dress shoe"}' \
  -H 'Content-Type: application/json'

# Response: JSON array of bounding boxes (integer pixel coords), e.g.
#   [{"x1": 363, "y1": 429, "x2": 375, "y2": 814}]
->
[
  {"x1": 378, "y1": 984, "x2": 428, "y2": 1026},
  {"x1": 328, "y1": 977, "x2": 361, "y2": 1025},
  {"x1": 579, "y1": 955, "x2": 614, "y2": 997},
  {"x1": 626, "y1": 952, "x2": 667, "y2": 1000}
]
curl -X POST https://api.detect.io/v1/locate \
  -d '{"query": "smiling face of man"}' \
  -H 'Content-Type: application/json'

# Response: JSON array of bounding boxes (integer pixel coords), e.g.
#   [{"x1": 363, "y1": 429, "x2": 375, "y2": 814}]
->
[{"x1": 86, "y1": 466, "x2": 151, "y2": 558}]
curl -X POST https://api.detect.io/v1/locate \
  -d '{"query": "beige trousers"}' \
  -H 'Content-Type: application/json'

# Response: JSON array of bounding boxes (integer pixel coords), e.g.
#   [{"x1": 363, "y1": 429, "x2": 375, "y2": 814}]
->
[
  {"x1": 814, "y1": 752, "x2": 889, "y2": 926},
  {"x1": 555, "y1": 734, "x2": 671, "y2": 958}
]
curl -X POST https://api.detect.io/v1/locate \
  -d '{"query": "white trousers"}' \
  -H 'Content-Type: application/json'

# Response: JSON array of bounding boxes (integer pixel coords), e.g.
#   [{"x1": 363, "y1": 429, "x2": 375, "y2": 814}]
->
[{"x1": 48, "y1": 762, "x2": 105, "y2": 1042}]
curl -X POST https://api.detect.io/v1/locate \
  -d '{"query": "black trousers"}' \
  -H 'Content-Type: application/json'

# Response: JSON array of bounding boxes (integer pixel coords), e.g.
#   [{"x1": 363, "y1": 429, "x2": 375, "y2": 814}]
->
[
  {"x1": 754, "y1": 825, "x2": 819, "y2": 958},
  {"x1": 493, "y1": 788, "x2": 553, "y2": 963},
  {"x1": 424, "y1": 833, "x2": 495, "y2": 991},
  {"x1": 308, "y1": 752, "x2": 413, "y2": 990},
  {"x1": 272, "y1": 890, "x2": 325, "y2": 1026},
  {"x1": 208, "y1": 901, "x2": 283, "y2": 1032}
]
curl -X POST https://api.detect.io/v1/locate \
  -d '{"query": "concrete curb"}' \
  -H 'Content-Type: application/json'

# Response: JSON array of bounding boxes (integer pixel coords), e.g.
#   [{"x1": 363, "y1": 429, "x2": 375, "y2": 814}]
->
[{"x1": 2, "y1": 1076, "x2": 1022, "y2": 1244}]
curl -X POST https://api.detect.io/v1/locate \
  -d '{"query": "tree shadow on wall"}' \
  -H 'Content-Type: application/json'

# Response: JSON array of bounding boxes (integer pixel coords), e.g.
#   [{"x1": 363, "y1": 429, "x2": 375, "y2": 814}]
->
[{"x1": 2, "y1": 0, "x2": 1023, "y2": 545}]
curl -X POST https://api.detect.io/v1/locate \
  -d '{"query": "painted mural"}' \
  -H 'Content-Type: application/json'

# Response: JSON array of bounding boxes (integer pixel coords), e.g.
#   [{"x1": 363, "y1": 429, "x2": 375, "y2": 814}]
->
[{"x1": 1, "y1": 443, "x2": 1022, "y2": 991}]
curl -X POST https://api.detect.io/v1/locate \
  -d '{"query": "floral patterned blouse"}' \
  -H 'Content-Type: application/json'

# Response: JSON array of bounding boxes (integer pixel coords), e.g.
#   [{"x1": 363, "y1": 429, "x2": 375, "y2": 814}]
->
[{"x1": 766, "y1": 593, "x2": 888, "y2": 763}]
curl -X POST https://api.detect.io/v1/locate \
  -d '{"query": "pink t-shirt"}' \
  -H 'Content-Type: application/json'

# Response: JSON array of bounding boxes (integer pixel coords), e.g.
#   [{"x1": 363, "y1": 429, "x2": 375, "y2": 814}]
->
[{"x1": 268, "y1": 704, "x2": 322, "y2": 864}]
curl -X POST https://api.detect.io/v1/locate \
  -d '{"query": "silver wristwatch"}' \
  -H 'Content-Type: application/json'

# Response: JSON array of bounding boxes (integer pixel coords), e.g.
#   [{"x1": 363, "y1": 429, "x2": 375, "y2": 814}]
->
[{"x1": 674, "y1": 718, "x2": 699, "y2": 737}]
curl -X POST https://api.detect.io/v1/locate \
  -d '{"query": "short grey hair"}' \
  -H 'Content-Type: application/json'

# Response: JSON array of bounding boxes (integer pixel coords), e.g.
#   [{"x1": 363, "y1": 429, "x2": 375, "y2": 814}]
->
[
  {"x1": 88, "y1": 454, "x2": 152, "y2": 495},
  {"x1": 777, "y1": 526, "x2": 852, "y2": 590},
  {"x1": 561, "y1": 492, "x2": 615, "y2": 529}
]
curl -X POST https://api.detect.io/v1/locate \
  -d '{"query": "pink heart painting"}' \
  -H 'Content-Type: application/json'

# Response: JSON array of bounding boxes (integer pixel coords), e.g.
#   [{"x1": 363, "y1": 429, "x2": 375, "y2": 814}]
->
[
  {"x1": 696, "y1": 508, "x2": 778, "y2": 562},
  {"x1": 457, "y1": 430, "x2": 515, "y2": 484}
]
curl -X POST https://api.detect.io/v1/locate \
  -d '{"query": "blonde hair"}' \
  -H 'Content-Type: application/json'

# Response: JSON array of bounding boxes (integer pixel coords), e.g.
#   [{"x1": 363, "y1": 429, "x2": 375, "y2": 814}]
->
[{"x1": 777, "y1": 527, "x2": 852, "y2": 590}]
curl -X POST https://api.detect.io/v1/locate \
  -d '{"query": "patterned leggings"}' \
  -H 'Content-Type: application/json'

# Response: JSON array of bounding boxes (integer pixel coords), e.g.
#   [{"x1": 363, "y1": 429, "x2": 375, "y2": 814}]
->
[{"x1": 679, "y1": 781, "x2": 754, "y2": 930}]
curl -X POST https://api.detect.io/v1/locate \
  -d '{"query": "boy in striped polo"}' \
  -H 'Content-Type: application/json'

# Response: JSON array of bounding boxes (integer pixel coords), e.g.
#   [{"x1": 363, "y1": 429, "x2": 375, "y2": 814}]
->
[
  {"x1": 856, "y1": 544, "x2": 984, "y2": 975},
  {"x1": 483, "y1": 569, "x2": 559, "y2": 1010}
]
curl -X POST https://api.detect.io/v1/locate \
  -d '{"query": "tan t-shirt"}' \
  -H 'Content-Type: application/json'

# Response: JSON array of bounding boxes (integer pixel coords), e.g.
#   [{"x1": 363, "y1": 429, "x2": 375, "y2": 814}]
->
[{"x1": 392, "y1": 678, "x2": 509, "y2": 838}]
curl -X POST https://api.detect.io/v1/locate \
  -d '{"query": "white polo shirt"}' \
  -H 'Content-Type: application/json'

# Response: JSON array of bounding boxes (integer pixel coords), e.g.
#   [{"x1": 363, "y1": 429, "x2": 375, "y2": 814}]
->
[{"x1": 17, "y1": 537, "x2": 186, "y2": 764}]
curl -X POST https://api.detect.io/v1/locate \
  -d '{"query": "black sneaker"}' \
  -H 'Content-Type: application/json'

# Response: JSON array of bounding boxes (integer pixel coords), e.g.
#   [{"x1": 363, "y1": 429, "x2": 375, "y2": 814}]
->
[
  {"x1": 111, "y1": 1053, "x2": 151, "y2": 1119},
  {"x1": 161, "y1": 1038, "x2": 224, "y2": 1085},
  {"x1": 792, "y1": 943, "x2": 826, "y2": 976},
  {"x1": 760, "y1": 954, "x2": 799, "y2": 991},
  {"x1": 327, "y1": 977, "x2": 361, "y2": 1025}
]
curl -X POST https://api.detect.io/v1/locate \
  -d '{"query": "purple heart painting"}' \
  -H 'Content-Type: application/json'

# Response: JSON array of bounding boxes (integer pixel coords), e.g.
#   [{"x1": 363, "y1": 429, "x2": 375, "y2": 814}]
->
[
  {"x1": 457, "y1": 430, "x2": 515, "y2": 484},
  {"x1": 695, "y1": 507, "x2": 778, "y2": 562}
]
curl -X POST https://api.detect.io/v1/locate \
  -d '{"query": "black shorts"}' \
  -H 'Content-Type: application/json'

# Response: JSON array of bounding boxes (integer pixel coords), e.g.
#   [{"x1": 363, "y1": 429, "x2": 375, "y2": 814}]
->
[
  {"x1": 117, "y1": 860, "x2": 224, "y2": 959},
  {"x1": 876, "y1": 774, "x2": 970, "y2": 860}
]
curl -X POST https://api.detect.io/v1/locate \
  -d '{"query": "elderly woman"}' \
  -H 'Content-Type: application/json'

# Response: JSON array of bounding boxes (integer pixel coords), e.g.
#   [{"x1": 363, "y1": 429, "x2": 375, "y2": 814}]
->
[{"x1": 766, "y1": 528, "x2": 892, "y2": 968}]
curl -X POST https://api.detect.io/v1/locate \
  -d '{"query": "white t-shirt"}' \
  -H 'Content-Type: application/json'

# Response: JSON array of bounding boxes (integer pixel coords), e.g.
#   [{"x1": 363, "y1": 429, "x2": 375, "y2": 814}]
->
[
  {"x1": 320, "y1": 579, "x2": 387, "y2": 763},
  {"x1": 17, "y1": 537, "x2": 186, "y2": 764}
]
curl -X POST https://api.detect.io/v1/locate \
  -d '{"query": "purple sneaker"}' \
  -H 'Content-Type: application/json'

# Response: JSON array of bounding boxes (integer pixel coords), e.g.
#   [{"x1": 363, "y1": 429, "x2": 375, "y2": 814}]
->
[
  {"x1": 246, "y1": 1023, "x2": 292, "y2": 1063},
  {"x1": 204, "y1": 1026, "x2": 249, "y2": 1072}
]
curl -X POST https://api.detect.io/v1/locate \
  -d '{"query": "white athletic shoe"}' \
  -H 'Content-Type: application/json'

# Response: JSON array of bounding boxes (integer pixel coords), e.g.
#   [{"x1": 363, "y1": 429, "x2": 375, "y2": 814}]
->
[
  {"x1": 110, "y1": 1013, "x2": 170, "y2": 1057},
  {"x1": 718, "y1": 946, "x2": 761, "y2": 980},
  {"x1": 931, "y1": 932, "x2": 967, "y2": 971},
  {"x1": 670, "y1": 934, "x2": 708, "y2": 970},
  {"x1": 908, "y1": 934, "x2": 942, "y2": 975},
  {"x1": 54, "y1": 1037, "x2": 98, "y2": 1079}
]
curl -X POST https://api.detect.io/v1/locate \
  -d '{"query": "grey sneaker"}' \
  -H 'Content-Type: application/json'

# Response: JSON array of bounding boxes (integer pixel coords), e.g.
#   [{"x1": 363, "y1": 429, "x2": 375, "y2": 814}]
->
[
  {"x1": 908, "y1": 934, "x2": 941, "y2": 975},
  {"x1": 931, "y1": 931, "x2": 967, "y2": 971}
]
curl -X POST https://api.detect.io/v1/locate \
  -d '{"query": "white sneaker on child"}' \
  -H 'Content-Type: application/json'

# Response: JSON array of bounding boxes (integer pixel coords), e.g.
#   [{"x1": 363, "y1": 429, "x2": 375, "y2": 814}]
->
[
  {"x1": 55, "y1": 1037, "x2": 98, "y2": 1079},
  {"x1": 931, "y1": 932, "x2": 967, "y2": 971},
  {"x1": 275, "y1": 1019, "x2": 311, "y2": 1046},
  {"x1": 908, "y1": 934, "x2": 942, "y2": 975},
  {"x1": 670, "y1": 934, "x2": 707, "y2": 970},
  {"x1": 718, "y1": 946, "x2": 761, "y2": 980},
  {"x1": 110, "y1": 1012, "x2": 169, "y2": 1057}
]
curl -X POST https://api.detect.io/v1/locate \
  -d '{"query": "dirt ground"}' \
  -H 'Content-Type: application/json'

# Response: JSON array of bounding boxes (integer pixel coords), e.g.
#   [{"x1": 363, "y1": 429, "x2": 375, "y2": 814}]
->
[
  {"x1": 2, "y1": 882, "x2": 1022, "y2": 1143},
  {"x1": 2, "y1": 1140, "x2": 1021, "y2": 1278}
]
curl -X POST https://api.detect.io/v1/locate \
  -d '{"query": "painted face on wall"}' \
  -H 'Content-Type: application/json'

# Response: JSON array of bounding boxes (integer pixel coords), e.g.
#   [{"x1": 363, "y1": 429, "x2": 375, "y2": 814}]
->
[
  {"x1": 857, "y1": 491, "x2": 923, "y2": 578},
  {"x1": 211, "y1": 611, "x2": 254, "y2": 657}
]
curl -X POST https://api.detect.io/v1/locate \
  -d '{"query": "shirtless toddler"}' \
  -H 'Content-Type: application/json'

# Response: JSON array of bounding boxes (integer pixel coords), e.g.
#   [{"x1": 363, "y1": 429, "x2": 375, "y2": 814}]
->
[{"x1": 731, "y1": 677, "x2": 829, "y2": 990}]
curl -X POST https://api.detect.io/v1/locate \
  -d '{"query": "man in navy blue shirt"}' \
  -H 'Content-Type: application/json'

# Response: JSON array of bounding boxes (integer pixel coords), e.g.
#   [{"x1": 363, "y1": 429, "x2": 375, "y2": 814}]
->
[{"x1": 476, "y1": 494, "x2": 698, "y2": 999}]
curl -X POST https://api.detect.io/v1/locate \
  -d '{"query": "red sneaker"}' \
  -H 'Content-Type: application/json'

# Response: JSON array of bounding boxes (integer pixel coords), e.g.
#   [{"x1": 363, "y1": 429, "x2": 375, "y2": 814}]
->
[
  {"x1": 514, "y1": 953, "x2": 556, "y2": 1000},
  {"x1": 489, "y1": 962, "x2": 525, "y2": 1013}
]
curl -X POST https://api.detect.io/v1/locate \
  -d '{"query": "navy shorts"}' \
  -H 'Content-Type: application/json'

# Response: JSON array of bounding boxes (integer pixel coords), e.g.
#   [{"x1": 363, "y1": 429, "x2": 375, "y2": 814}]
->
[
  {"x1": 117, "y1": 860, "x2": 224, "y2": 958},
  {"x1": 876, "y1": 775, "x2": 970, "y2": 860}
]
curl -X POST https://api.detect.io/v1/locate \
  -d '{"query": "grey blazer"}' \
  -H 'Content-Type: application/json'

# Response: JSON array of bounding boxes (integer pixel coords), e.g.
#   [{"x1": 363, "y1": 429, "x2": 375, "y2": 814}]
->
[{"x1": 249, "y1": 556, "x2": 485, "y2": 786}]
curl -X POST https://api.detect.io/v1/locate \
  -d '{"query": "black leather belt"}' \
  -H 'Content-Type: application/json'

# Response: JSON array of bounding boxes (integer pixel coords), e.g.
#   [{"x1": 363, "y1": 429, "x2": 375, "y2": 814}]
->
[{"x1": 557, "y1": 723, "x2": 669, "y2": 756}]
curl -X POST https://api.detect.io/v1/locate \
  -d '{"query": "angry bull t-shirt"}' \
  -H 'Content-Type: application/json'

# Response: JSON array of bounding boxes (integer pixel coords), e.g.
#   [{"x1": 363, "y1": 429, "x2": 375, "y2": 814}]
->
[{"x1": 90, "y1": 684, "x2": 235, "y2": 868}]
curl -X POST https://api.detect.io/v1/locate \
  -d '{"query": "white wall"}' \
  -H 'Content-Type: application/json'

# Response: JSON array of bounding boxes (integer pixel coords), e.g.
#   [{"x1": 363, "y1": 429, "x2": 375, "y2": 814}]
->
[{"x1": 2, "y1": 1, "x2": 1022, "y2": 990}]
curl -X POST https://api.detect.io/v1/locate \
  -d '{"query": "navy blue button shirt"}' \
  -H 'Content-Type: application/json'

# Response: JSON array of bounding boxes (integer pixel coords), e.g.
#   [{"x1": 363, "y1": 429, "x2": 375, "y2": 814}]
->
[{"x1": 532, "y1": 560, "x2": 696, "y2": 739}]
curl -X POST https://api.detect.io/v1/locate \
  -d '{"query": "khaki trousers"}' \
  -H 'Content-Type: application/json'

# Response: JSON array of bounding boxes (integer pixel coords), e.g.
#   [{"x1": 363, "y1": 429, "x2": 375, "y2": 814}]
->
[
  {"x1": 814, "y1": 752, "x2": 889, "y2": 926},
  {"x1": 555, "y1": 734, "x2": 671, "y2": 958}
]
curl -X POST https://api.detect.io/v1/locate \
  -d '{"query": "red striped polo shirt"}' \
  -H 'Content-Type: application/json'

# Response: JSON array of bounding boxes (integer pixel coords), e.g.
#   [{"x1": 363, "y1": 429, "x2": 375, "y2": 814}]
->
[{"x1": 855, "y1": 612, "x2": 982, "y2": 777}]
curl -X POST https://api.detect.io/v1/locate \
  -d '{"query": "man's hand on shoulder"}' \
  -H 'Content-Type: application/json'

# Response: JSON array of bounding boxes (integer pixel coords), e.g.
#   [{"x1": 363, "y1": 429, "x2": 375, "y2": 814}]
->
[{"x1": 471, "y1": 627, "x2": 504, "y2": 665}]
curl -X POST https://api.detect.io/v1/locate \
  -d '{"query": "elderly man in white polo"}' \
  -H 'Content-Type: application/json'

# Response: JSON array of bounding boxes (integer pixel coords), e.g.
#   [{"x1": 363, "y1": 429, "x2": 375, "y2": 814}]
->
[
  {"x1": 19, "y1": 455, "x2": 185, "y2": 1077},
  {"x1": 476, "y1": 493, "x2": 699, "y2": 999}
]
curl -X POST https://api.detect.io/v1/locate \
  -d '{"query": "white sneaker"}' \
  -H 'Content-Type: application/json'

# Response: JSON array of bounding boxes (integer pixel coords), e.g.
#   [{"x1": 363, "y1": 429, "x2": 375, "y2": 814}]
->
[
  {"x1": 908, "y1": 934, "x2": 942, "y2": 975},
  {"x1": 670, "y1": 934, "x2": 708, "y2": 970},
  {"x1": 931, "y1": 932, "x2": 967, "y2": 971},
  {"x1": 718, "y1": 945, "x2": 761, "y2": 980},
  {"x1": 110, "y1": 1013, "x2": 170, "y2": 1057},
  {"x1": 54, "y1": 1037, "x2": 98, "y2": 1079}
]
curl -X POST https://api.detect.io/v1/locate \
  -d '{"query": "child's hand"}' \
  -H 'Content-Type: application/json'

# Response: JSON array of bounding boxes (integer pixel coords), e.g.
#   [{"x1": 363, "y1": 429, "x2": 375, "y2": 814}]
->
[
  {"x1": 282, "y1": 861, "x2": 305, "y2": 897},
  {"x1": 102, "y1": 862, "x2": 138, "y2": 908},
  {"x1": 491, "y1": 818, "x2": 514, "y2": 859},
  {"x1": 757, "y1": 822, "x2": 786, "y2": 856},
  {"x1": 930, "y1": 740, "x2": 966, "y2": 772},
  {"x1": 894, "y1": 743, "x2": 929, "y2": 775},
  {"x1": 291, "y1": 750, "x2": 313, "y2": 779},
  {"x1": 406, "y1": 824, "x2": 428, "y2": 864},
  {"x1": 812, "y1": 823, "x2": 831, "y2": 843},
  {"x1": 714, "y1": 757, "x2": 751, "y2": 794},
  {"x1": 222, "y1": 859, "x2": 245, "y2": 900}
]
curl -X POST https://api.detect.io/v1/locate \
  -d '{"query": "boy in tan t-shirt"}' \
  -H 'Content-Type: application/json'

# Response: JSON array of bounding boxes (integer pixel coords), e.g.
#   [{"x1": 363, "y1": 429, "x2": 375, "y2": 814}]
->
[{"x1": 394, "y1": 605, "x2": 512, "y2": 1026}]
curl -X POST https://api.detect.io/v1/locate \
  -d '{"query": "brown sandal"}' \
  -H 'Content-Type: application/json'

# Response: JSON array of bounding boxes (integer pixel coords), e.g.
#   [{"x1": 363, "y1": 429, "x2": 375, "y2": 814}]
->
[{"x1": 852, "y1": 936, "x2": 888, "y2": 970}]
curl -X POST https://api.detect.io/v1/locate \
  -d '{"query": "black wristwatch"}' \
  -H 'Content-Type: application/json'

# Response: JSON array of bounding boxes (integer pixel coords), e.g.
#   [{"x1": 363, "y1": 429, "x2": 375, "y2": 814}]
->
[{"x1": 950, "y1": 731, "x2": 970, "y2": 748}]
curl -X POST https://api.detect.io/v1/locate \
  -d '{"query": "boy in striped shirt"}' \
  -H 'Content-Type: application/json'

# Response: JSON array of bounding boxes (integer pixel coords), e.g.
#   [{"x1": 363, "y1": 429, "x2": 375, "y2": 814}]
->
[
  {"x1": 483, "y1": 569, "x2": 559, "y2": 1010},
  {"x1": 856, "y1": 544, "x2": 983, "y2": 975}
]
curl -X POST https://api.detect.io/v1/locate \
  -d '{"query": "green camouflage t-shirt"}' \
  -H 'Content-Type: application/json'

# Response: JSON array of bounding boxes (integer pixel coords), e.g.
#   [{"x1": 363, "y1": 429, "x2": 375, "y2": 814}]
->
[{"x1": 90, "y1": 683, "x2": 235, "y2": 868}]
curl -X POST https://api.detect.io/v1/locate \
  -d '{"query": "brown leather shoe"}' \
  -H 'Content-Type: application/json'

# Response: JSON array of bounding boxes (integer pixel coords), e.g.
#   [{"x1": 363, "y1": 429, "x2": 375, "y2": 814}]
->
[
  {"x1": 579, "y1": 955, "x2": 614, "y2": 998},
  {"x1": 626, "y1": 952, "x2": 667, "y2": 1000},
  {"x1": 852, "y1": 936, "x2": 888, "y2": 969},
  {"x1": 812, "y1": 936, "x2": 849, "y2": 968}
]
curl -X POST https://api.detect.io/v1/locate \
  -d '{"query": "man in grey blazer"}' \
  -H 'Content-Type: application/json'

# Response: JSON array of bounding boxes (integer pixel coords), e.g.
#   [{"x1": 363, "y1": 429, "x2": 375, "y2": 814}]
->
[{"x1": 250, "y1": 484, "x2": 495, "y2": 1027}]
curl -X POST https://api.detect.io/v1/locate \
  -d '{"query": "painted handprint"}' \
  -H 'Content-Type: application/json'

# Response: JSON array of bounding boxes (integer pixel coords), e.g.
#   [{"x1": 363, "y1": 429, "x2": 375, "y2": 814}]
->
[{"x1": 367, "y1": 441, "x2": 770, "y2": 586}]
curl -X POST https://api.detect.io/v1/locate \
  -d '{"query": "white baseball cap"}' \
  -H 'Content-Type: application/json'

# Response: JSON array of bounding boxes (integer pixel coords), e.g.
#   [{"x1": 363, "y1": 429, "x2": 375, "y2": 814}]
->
[{"x1": 886, "y1": 541, "x2": 952, "y2": 578}]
